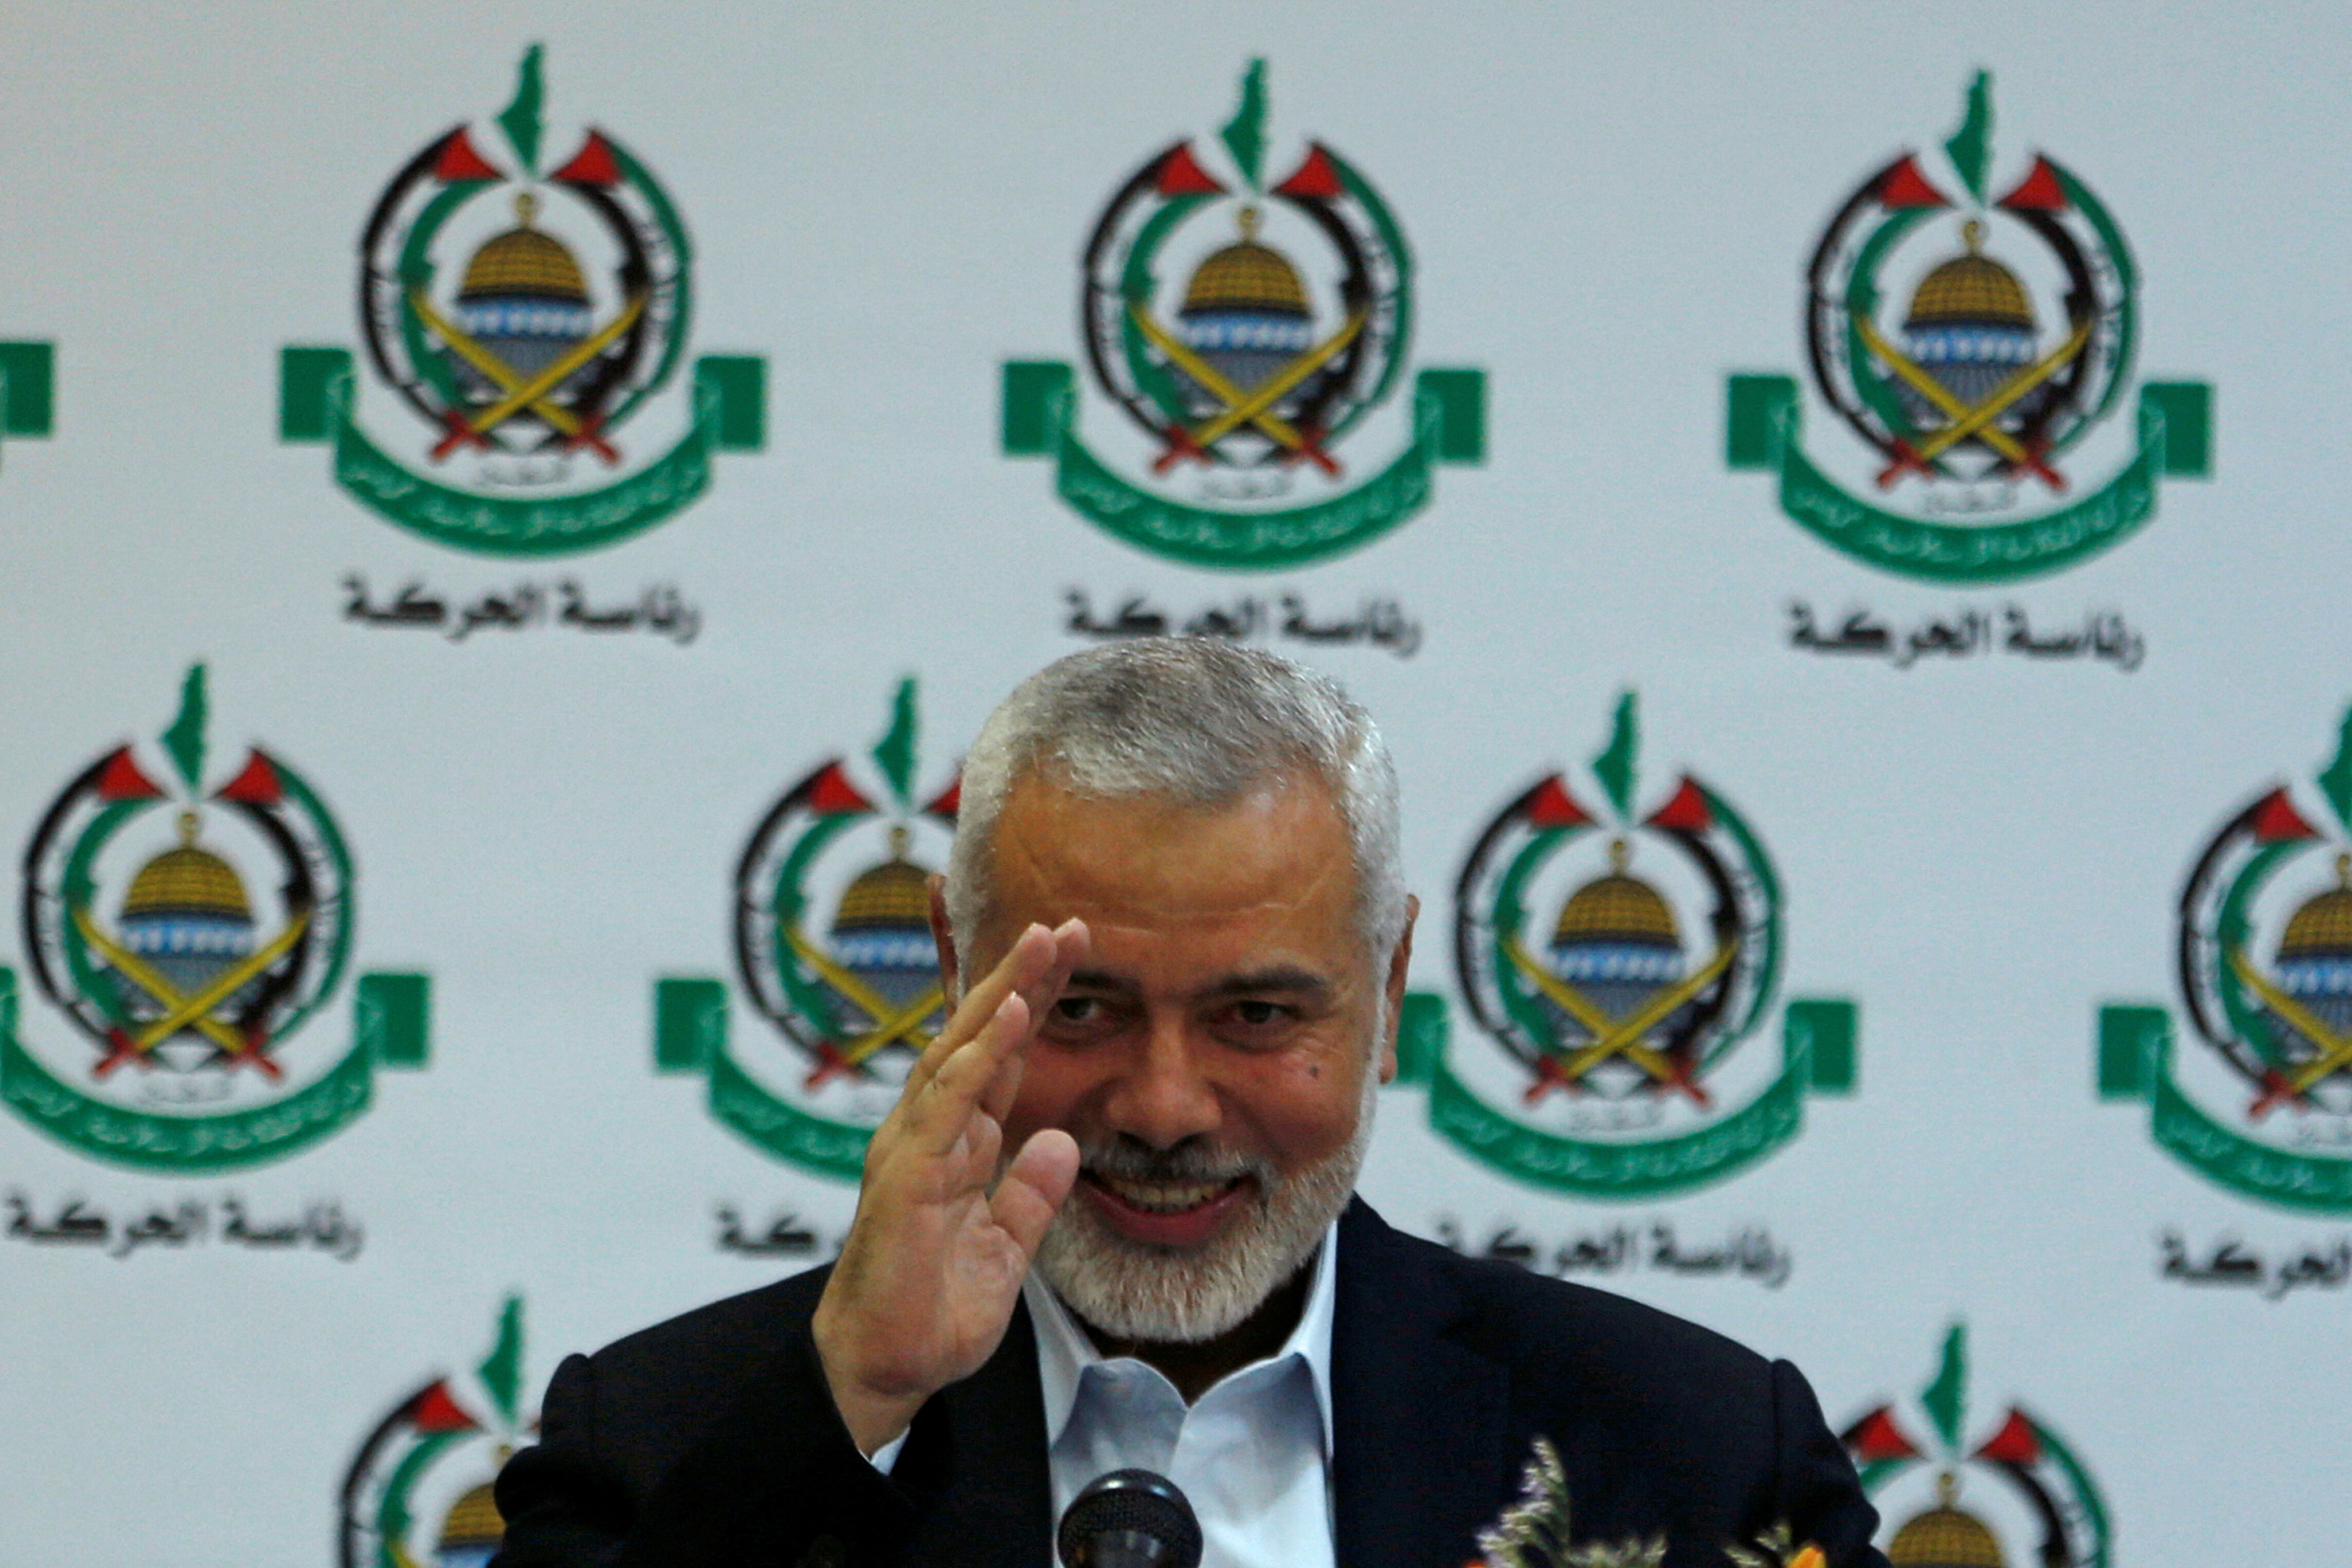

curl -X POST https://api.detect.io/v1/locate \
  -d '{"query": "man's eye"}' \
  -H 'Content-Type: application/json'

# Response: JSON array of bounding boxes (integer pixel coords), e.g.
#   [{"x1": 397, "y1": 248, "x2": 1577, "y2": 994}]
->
[
  {"x1": 1230, "y1": 1000, "x2": 1286, "y2": 1027},
  {"x1": 1052, "y1": 996, "x2": 1105, "y2": 1024}
]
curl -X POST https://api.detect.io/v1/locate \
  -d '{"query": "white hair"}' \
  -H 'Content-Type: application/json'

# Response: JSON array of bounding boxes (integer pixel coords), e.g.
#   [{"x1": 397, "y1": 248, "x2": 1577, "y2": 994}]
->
[{"x1": 944, "y1": 639, "x2": 1406, "y2": 972}]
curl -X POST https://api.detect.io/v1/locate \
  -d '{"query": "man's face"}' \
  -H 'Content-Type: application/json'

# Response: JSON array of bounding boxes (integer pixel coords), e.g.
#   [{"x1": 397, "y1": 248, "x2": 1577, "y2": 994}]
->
[{"x1": 944, "y1": 769, "x2": 1411, "y2": 1341}]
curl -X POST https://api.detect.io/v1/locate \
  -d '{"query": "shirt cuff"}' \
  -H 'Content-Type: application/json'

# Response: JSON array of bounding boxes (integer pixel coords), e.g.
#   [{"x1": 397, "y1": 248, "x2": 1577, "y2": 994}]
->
[{"x1": 867, "y1": 1430, "x2": 910, "y2": 1473}]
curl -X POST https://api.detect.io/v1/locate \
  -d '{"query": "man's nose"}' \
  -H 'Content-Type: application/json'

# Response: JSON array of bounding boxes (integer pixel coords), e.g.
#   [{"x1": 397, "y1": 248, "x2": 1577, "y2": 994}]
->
[{"x1": 1101, "y1": 1014, "x2": 1221, "y2": 1149}]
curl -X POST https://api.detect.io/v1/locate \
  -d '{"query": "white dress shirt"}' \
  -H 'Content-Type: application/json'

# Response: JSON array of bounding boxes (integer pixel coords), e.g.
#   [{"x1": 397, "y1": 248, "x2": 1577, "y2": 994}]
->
[
  {"x1": 1026, "y1": 1224, "x2": 1339, "y2": 1568},
  {"x1": 872, "y1": 1223, "x2": 1340, "y2": 1568}
]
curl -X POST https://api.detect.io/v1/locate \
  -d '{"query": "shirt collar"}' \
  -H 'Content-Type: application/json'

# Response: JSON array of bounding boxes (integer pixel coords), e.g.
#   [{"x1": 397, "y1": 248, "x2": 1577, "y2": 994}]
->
[{"x1": 1025, "y1": 1219, "x2": 1341, "y2": 1454}]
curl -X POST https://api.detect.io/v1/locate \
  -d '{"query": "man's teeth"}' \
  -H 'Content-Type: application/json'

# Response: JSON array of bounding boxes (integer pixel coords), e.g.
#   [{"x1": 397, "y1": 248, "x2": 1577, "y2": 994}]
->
[{"x1": 1096, "y1": 1176, "x2": 1238, "y2": 1213}]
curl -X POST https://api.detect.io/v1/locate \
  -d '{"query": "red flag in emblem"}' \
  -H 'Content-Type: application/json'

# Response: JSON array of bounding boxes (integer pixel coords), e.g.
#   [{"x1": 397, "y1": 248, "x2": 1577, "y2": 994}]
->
[
  {"x1": 1842, "y1": 1405, "x2": 1924, "y2": 1463},
  {"x1": 213, "y1": 751, "x2": 285, "y2": 806},
  {"x1": 1154, "y1": 144, "x2": 1226, "y2": 197},
  {"x1": 409, "y1": 1381, "x2": 481, "y2": 1434},
  {"x1": 1998, "y1": 157, "x2": 2069, "y2": 213},
  {"x1": 1273, "y1": 145, "x2": 1345, "y2": 201},
  {"x1": 1644, "y1": 778, "x2": 1713, "y2": 833},
  {"x1": 1971, "y1": 1408, "x2": 2043, "y2": 1466},
  {"x1": 806, "y1": 761, "x2": 876, "y2": 816},
  {"x1": 433, "y1": 128, "x2": 505, "y2": 184},
  {"x1": 551, "y1": 131, "x2": 622, "y2": 187},
  {"x1": 2250, "y1": 788, "x2": 2320, "y2": 844},
  {"x1": 1523, "y1": 776, "x2": 1592, "y2": 829},
  {"x1": 1876, "y1": 155, "x2": 1951, "y2": 210},
  {"x1": 95, "y1": 748, "x2": 168, "y2": 803}
]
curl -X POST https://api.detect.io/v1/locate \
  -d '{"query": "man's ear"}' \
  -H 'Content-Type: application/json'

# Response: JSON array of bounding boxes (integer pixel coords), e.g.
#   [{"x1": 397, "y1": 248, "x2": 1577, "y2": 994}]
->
[
  {"x1": 1378, "y1": 894, "x2": 1419, "y2": 1084},
  {"x1": 928, "y1": 874, "x2": 962, "y2": 1002}
]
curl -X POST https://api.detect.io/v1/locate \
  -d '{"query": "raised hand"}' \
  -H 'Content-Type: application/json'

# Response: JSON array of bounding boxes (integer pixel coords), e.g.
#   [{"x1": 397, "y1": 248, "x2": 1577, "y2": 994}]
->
[{"x1": 811, "y1": 918, "x2": 1090, "y2": 1455}]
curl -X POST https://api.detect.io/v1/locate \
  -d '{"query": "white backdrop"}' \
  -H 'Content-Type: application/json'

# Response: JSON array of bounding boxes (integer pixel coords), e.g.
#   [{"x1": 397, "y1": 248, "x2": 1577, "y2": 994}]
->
[{"x1": 2, "y1": 4, "x2": 2347, "y2": 1564}]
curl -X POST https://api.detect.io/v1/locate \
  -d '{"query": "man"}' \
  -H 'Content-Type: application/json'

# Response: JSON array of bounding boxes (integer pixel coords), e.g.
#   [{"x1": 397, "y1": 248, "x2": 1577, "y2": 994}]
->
[{"x1": 492, "y1": 641, "x2": 1886, "y2": 1568}]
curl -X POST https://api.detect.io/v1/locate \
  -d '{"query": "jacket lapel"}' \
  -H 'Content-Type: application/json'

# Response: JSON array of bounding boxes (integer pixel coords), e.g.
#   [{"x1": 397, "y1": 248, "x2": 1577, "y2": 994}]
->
[
  {"x1": 895, "y1": 1298, "x2": 1055, "y2": 1567},
  {"x1": 1330, "y1": 1201, "x2": 1516, "y2": 1568},
  {"x1": 893, "y1": 1203, "x2": 1516, "y2": 1567}
]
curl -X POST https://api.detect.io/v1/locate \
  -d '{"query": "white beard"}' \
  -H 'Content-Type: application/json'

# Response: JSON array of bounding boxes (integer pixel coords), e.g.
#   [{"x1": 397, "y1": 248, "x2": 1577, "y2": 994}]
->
[{"x1": 1031, "y1": 1065, "x2": 1379, "y2": 1344}]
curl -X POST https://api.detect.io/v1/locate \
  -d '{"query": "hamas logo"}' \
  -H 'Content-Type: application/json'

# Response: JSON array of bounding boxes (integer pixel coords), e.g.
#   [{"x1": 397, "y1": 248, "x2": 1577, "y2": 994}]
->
[
  {"x1": 2097, "y1": 706, "x2": 2352, "y2": 1213},
  {"x1": 1844, "y1": 1324, "x2": 2112, "y2": 1568},
  {"x1": 655, "y1": 680, "x2": 956, "y2": 1179},
  {"x1": 0, "y1": 666, "x2": 428, "y2": 1172},
  {"x1": 1000, "y1": 59, "x2": 1485, "y2": 569},
  {"x1": 341, "y1": 1297, "x2": 530, "y2": 1568},
  {"x1": 1726, "y1": 72, "x2": 2210, "y2": 583},
  {"x1": 279, "y1": 47, "x2": 764, "y2": 557},
  {"x1": 1392, "y1": 694, "x2": 1857, "y2": 1197}
]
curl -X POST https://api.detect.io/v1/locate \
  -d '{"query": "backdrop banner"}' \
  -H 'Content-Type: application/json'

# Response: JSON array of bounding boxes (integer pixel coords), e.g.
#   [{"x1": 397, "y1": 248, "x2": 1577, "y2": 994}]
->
[{"x1": 0, "y1": 9, "x2": 2342, "y2": 1566}]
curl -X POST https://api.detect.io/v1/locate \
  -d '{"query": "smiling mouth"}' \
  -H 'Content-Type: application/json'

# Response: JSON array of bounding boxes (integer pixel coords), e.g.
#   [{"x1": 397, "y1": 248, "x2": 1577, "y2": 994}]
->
[
  {"x1": 1077, "y1": 1169, "x2": 1258, "y2": 1246},
  {"x1": 1086, "y1": 1173, "x2": 1249, "y2": 1214}
]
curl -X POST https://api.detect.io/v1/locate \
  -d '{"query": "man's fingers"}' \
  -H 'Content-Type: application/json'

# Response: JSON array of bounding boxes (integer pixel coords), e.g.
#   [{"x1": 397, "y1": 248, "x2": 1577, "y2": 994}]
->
[
  {"x1": 990, "y1": 1128, "x2": 1078, "y2": 1257},
  {"x1": 1015, "y1": 919, "x2": 1090, "y2": 1022},
  {"x1": 978, "y1": 1039, "x2": 1025, "y2": 1125},
  {"x1": 987, "y1": 918, "x2": 1088, "y2": 1029},
  {"x1": 911, "y1": 991, "x2": 1030, "y2": 1155},
  {"x1": 904, "y1": 923, "x2": 1055, "y2": 1099},
  {"x1": 882, "y1": 919, "x2": 1088, "y2": 1162},
  {"x1": 985, "y1": 919, "x2": 1088, "y2": 1124},
  {"x1": 964, "y1": 1106, "x2": 1003, "y2": 1179}
]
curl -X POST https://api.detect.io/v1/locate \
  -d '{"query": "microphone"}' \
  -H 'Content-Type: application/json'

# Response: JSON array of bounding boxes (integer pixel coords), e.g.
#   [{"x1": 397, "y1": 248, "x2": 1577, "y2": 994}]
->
[{"x1": 1056, "y1": 1468, "x2": 1203, "y2": 1568}]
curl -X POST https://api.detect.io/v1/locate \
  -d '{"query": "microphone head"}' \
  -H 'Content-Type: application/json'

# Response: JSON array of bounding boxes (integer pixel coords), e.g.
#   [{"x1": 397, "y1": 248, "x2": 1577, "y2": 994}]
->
[{"x1": 1056, "y1": 1468, "x2": 1203, "y2": 1568}]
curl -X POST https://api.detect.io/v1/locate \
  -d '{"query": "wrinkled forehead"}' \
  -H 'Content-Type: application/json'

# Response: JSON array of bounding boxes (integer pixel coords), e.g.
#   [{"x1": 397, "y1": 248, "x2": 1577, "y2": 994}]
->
[{"x1": 981, "y1": 771, "x2": 1361, "y2": 952}]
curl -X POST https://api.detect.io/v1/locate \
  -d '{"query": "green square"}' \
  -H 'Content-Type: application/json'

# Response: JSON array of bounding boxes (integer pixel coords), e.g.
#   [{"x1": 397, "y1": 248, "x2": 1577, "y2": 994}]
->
[
  {"x1": 0, "y1": 342, "x2": 54, "y2": 437},
  {"x1": 2142, "y1": 382, "x2": 2212, "y2": 478},
  {"x1": 1787, "y1": 998, "x2": 1856, "y2": 1093},
  {"x1": 1001, "y1": 361, "x2": 1073, "y2": 456},
  {"x1": 697, "y1": 355, "x2": 767, "y2": 452},
  {"x1": 2098, "y1": 1004, "x2": 2167, "y2": 1099},
  {"x1": 356, "y1": 972, "x2": 430, "y2": 1067},
  {"x1": 1725, "y1": 374, "x2": 1795, "y2": 470},
  {"x1": 279, "y1": 346, "x2": 351, "y2": 442},
  {"x1": 1417, "y1": 368, "x2": 1486, "y2": 464},
  {"x1": 655, "y1": 976, "x2": 728, "y2": 1073}
]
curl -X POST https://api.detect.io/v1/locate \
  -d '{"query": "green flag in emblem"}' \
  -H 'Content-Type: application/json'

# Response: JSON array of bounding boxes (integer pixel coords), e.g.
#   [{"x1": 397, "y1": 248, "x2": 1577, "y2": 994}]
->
[
  {"x1": 163, "y1": 665, "x2": 207, "y2": 793},
  {"x1": 477, "y1": 1295, "x2": 525, "y2": 1427},
  {"x1": 498, "y1": 45, "x2": 546, "y2": 177},
  {"x1": 1222, "y1": 58, "x2": 1269, "y2": 192},
  {"x1": 1944, "y1": 70, "x2": 1993, "y2": 205},
  {"x1": 1592, "y1": 691, "x2": 1638, "y2": 823},
  {"x1": 2319, "y1": 704, "x2": 2352, "y2": 832},
  {"x1": 1920, "y1": 1322, "x2": 1967, "y2": 1454},
  {"x1": 870, "y1": 679, "x2": 918, "y2": 812}
]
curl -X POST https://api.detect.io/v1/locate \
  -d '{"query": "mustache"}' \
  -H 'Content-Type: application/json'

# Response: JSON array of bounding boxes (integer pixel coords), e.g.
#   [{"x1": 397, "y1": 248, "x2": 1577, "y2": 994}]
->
[{"x1": 1076, "y1": 1135, "x2": 1274, "y2": 1188}]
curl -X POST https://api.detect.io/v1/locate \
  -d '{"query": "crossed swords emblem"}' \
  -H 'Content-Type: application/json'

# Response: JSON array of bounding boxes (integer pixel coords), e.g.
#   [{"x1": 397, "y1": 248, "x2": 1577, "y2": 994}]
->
[
  {"x1": 1131, "y1": 300, "x2": 1366, "y2": 476},
  {"x1": 2228, "y1": 949, "x2": 2352, "y2": 1117},
  {"x1": 1856, "y1": 310, "x2": 2089, "y2": 491},
  {"x1": 1500, "y1": 933, "x2": 1734, "y2": 1108},
  {"x1": 72, "y1": 906, "x2": 308, "y2": 1081},
  {"x1": 409, "y1": 287, "x2": 646, "y2": 465},
  {"x1": 783, "y1": 925, "x2": 945, "y2": 1092}
]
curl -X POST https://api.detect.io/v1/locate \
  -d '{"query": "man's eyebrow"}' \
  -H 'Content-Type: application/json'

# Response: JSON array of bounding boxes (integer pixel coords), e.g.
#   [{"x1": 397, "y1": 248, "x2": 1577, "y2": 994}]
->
[
  {"x1": 1198, "y1": 967, "x2": 1331, "y2": 999},
  {"x1": 1063, "y1": 969, "x2": 1143, "y2": 995},
  {"x1": 1057, "y1": 966, "x2": 1333, "y2": 999}
]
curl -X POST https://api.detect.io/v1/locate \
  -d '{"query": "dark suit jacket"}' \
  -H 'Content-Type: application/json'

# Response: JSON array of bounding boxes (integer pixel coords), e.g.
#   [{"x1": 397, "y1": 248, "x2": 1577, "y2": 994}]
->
[{"x1": 492, "y1": 1200, "x2": 1886, "y2": 1567}]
